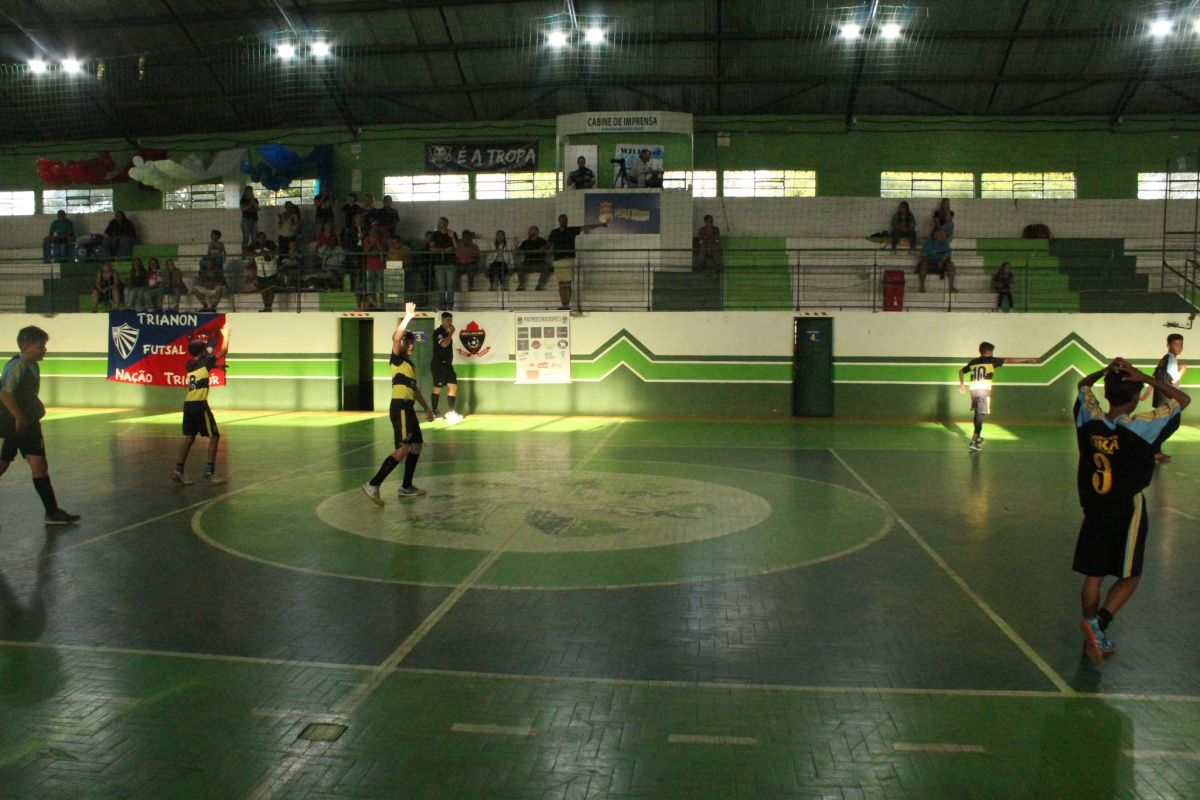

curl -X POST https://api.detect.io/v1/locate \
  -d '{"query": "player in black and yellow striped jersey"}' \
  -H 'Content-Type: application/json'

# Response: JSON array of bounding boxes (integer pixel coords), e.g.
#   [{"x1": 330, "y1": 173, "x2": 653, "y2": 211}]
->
[
  {"x1": 172, "y1": 321, "x2": 231, "y2": 486},
  {"x1": 1073, "y1": 358, "x2": 1188, "y2": 665},
  {"x1": 362, "y1": 303, "x2": 435, "y2": 506},
  {"x1": 958, "y1": 341, "x2": 1037, "y2": 451}
]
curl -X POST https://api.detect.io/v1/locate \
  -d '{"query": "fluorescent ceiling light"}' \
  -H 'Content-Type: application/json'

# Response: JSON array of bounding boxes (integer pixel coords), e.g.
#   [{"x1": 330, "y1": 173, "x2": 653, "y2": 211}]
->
[
  {"x1": 547, "y1": 30, "x2": 569, "y2": 47},
  {"x1": 29, "y1": 58, "x2": 47, "y2": 73},
  {"x1": 277, "y1": 42, "x2": 296, "y2": 59},
  {"x1": 1150, "y1": 19, "x2": 1173, "y2": 37},
  {"x1": 584, "y1": 28, "x2": 605, "y2": 44},
  {"x1": 880, "y1": 23, "x2": 902, "y2": 39},
  {"x1": 311, "y1": 41, "x2": 330, "y2": 57},
  {"x1": 840, "y1": 23, "x2": 862, "y2": 40},
  {"x1": 61, "y1": 58, "x2": 81, "y2": 73}
]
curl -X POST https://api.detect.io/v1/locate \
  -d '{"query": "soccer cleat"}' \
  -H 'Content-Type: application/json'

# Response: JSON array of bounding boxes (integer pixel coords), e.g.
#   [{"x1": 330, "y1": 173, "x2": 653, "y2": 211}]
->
[
  {"x1": 203, "y1": 473, "x2": 226, "y2": 486},
  {"x1": 44, "y1": 509, "x2": 81, "y2": 525},
  {"x1": 1080, "y1": 616, "x2": 1106, "y2": 665},
  {"x1": 397, "y1": 484, "x2": 427, "y2": 497},
  {"x1": 171, "y1": 471, "x2": 193, "y2": 486},
  {"x1": 361, "y1": 482, "x2": 384, "y2": 507}
]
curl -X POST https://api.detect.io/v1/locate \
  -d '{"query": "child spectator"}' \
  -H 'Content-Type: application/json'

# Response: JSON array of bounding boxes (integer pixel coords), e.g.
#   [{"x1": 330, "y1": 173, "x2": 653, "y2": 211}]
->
[
  {"x1": 488, "y1": 230, "x2": 515, "y2": 291},
  {"x1": 206, "y1": 230, "x2": 227, "y2": 271},
  {"x1": 189, "y1": 256, "x2": 226, "y2": 311},
  {"x1": 993, "y1": 262, "x2": 1015, "y2": 312}
]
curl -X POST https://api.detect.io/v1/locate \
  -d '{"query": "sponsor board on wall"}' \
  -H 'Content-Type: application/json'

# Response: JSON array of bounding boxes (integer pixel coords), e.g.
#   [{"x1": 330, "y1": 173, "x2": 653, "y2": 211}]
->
[
  {"x1": 514, "y1": 311, "x2": 570, "y2": 384},
  {"x1": 584, "y1": 193, "x2": 661, "y2": 234},
  {"x1": 425, "y1": 141, "x2": 539, "y2": 173},
  {"x1": 106, "y1": 310, "x2": 226, "y2": 388}
]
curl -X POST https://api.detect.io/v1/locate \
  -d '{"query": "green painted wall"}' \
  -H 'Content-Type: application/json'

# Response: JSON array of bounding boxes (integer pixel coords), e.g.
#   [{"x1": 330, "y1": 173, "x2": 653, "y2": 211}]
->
[{"x1": 2, "y1": 116, "x2": 1197, "y2": 204}]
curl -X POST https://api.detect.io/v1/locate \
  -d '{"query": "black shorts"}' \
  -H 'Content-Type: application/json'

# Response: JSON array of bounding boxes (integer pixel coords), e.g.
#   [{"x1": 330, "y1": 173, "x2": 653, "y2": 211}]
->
[
  {"x1": 1073, "y1": 495, "x2": 1149, "y2": 579},
  {"x1": 182, "y1": 402, "x2": 219, "y2": 438},
  {"x1": 0, "y1": 421, "x2": 45, "y2": 461},
  {"x1": 971, "y1": 394, "x2": 992, "y2": 415},
  {"x1": 390, "y1": 400, "x2": 423, "y2": 447},
  {"x1": 431, "y1": 362, "x2": 457, "y2": 388}
]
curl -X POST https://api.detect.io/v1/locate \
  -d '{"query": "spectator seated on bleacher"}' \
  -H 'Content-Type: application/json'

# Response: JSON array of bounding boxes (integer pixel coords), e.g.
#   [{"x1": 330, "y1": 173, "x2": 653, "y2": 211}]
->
[
  {"x1": 456, "y1": 230, "x2": 481, "y2": 291},
  {"x1": 163, "y1": 258, "x2": 186, "y2": 311},
  {"x1": 246, "y1": 232, "x2": 277, "y2": 269},
  {"x1": 104, "y1": 211, "x2": 137, "y2": 258},
  {"x1": 125, "y1": 257, "x2": 150, "y2": 310},
  {"x1": 696, "y1": 214, "x2": 721, "y2": 270},
  {"x1": 314, "y1": 233, "x2": 348, "y2": 290},
  {"x1": 277, "y1": 201, "x2": 301, "y2": 254},
  {"x1": 238, "y1": 260, "x2": 276, "y2": 312},
  {"x1": 889, "y1": 202, "x2": 917, "y2": 251},
  {"x1": 273, "y1": 239, "x2": 305, "y2": 290},
  {"x1": 189, "y1": 256, "x2": 226, "y2": 311},
  {"x1": 90, "y1": 261, "x2": 123, "y2": 312},
  {"x1": 515, "y1": 225, "x2": 549, "y2": 291},
  {"x1": 144, "y1": 257, "x2": 166, "y2": 310},
  {"x1": 44, "y1": 210, "x2": 75, "y2": 262},
  {"x1": 488, "y1": 230, "x2": 514, "y2": 291},
  {"x1": 918, "y1": 228, "x2": 957, "y2": 293},
  {"x1": 206, "y1": 229, "x2": 227, "y2": 271},
  {"x1": 932, "y1": 198, "x2": 956, "y2": 240}
]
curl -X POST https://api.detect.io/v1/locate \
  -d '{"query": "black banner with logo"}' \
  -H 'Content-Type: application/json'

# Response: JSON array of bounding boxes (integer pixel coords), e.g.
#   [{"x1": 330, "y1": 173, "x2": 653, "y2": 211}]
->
[{"x1": 425, "y1": 141, "x2": 539, "y2": 173}]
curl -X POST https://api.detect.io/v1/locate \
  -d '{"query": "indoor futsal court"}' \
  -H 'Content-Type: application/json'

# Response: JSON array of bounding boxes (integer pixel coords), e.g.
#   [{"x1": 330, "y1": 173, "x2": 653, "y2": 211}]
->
[{"x1": 1, "y1": 410, "x2": 1197, "y2": 798}]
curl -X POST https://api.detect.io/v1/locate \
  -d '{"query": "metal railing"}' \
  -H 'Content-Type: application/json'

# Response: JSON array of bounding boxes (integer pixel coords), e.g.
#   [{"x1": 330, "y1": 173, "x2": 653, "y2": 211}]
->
[{"x1": 2, "y1": 244, "x2": 1196, "y2": 313}]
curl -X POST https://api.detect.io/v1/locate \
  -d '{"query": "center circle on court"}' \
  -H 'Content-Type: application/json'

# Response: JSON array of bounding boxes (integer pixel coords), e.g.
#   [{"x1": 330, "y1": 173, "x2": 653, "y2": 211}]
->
[
  {"x1": 316, "y1": 470, "x2": 772, "y2": 552},
  {"x1": 193, "y1": 460, "x2": 894, "y2": 589}
]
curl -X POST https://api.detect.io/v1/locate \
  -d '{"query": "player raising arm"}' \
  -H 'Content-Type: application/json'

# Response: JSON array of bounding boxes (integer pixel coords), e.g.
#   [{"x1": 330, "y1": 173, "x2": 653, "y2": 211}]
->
[
  {"x1": 173, "y1": 320, "x2": 231, "y2": 486},
  {"x1": 362, "y1": 302, "x2": 436, "y2": 506},
  {"x1": 1072, "y1": 357, "x2": 1189, "y2": 665}
]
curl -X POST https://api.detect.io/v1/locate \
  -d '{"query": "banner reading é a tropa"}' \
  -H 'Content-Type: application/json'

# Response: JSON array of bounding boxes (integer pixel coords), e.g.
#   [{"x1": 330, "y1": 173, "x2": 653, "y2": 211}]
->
[{"x1": 106, "y1": 310, "x2": 226, "y2": 388}]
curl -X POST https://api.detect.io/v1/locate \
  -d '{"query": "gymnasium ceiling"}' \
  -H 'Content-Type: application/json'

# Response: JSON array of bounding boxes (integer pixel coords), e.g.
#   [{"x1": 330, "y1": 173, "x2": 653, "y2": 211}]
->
[{"x1": 2, "y1": 0, "x2": 1200, "y2": 144}]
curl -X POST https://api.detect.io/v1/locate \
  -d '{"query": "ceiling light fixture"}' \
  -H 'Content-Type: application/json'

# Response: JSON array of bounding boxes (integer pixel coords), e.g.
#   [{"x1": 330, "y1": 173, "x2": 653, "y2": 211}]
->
[
  {"x1": 1150, "y1": 19, "x2": 1173, "y2": 37},
  {"x1": 29, "y1": 58, "x2": 47, "y2": 74},
  {"x1": 61, "y1": 58, "x2": 82, "y2": 73},
  {"x1": 584, "y1": 28, "x2": 605, "y2": 45},
  {"x1": 547, "y1": 30, "x2": 569, "y2": 47},
  {"x1": 880, "y1": 23, "x2": 902, "y2": 39},
  {"x1": 277, "y1": 42, "x2": 296, "y2": 59},
  {"x1": 840, "y1": 23, "x2": 862, "y2": 41},
  {"x1": 311, "y1": 41, "x2": 330, "y2": 57}
]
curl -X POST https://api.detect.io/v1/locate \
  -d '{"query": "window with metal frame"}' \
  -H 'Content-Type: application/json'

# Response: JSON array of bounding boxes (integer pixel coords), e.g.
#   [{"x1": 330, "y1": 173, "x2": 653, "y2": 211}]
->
[
  {"x1": 981, "y1": 172, "x2": 1076, "y2": 199},
  {"x1": 475, "y1": 172, "x2": 558, "y2": 199},
  {"x1": 0, "y1": 191, "x2": 35, "y2": 216},
  {"x1": 163, "y1": 183, "x2": 226, "y2": 210},
  {"x1": 663, "y1": 171, "x2": 718, "y2": 197},
  {"x1": 252, "y1": 178, "x2": 319, "y2": 206},
  {"x1": 382, "y1": 174, "x2": 471, "y2": 202},
  {"x1": 1138, "y1": 172, "x2": 1200, "y2": 199},
  {"x1": 880, "y1": 171, "x2": 975, "y2": 198},
  {"x1": 41, "y1": 188, "x2": 115, "y2": 214},
  {"x1": 722, "y1": 170, "x2": 817, "y2": 197}
]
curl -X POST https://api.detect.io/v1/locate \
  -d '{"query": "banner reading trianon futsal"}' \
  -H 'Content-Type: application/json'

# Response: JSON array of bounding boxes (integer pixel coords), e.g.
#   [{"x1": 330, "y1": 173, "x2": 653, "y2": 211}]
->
[
  {"x1": 106, "y1": 310, "x2": 226, "y2": 388},
  {"x1": 425, "y1": 141, "x2": 539, "y2": 173},
  {"x1": 514, "y1": 311, "x2": 570, "y2": 384}
]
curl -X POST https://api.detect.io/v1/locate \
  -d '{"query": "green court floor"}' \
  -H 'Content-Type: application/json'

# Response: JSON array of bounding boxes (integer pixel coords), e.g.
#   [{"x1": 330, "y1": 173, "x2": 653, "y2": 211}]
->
[{"x1": 1, "y1": 410, "x2": 1198, "y2": 799}]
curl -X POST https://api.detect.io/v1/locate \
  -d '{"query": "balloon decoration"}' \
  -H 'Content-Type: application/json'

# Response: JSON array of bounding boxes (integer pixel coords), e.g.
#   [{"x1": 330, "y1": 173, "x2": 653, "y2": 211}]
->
[
  {"x1": 240, "y1": 144, "x2": 333, "y2": 191},
  {"x1": 36, "y1": 149, "x2": 169, "y2": 187},
  {"x1": 127, "y1": 148, "x2": 247, "y2": 194}
]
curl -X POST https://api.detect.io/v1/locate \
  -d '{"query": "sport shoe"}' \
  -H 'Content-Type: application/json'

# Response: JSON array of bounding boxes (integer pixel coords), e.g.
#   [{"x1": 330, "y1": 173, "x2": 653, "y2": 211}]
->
[
  {"x1": 171, "y1": 471, "x2": 193, "y2": 486},
  {"x1": 444, "y1": 411, "x2": 463, "y2": 425},
  {"x1": 968, "y1": 438, "x2": 981, "y2": 451},
  {"x1": 1099, "y1": 631, "x2": 1116, "y2": 655},
  {"x1": 361, "y1": 482, "x2": 384, "y2": 507},
  {"x1": 45, "y1": 509, "x2": 81, "y2": 525},
  {"x1": 432, "y1": 412, "x2": 443, "y2": 421},
  {"x1": 1080, "y1": 616, "x2": 1106, "y2": 665},
  {"x1": 203, "y1": 473, "x2": 226, "y2": 486},
  {"x1": 397, "y1": 485, "x2": 427, "y2": 497}
]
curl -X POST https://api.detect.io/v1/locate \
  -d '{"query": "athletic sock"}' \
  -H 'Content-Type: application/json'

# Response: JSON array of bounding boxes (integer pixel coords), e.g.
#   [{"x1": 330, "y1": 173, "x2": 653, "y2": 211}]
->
[
  {"x1": 431, "y1": 394, "x2": 440, "y2": 413},
  {"x1": 33, "y1": 476, "x2": 58, "y2": 514},
  {"x1": 402, "y1": 452, "x2": 420, "y2": 487},
  {"x1": 448, "y1": 395, "x2": 456, "y2": 413},
  {"x1": 174, "y1": 462, "x2": 184, "y2": 474},
  {"x1": 205, "y1": 462, "x2": 215, "y2": 476},
  {"x1": 370, "y1": 455, "x2": 399, "y2": 487},
  {"x1": 1097, "y1": 607, "x2": 1114, "y2": 631}
]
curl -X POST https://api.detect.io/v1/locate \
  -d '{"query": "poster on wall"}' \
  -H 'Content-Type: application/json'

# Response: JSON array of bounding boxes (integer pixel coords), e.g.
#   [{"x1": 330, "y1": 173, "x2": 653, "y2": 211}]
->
[
  {"x1": 584, "y1": 193, "x2": 661, "y2": 234},
  {"x1": 425, "y1": 141, "x2": 539, "y2": 173},
  {"x1": 514, "y1": 312, "x2": 571, "y2": 384},
  {"x1": 613, "y1": 144, "x2": 664, "y2": 188},
  {"x1": 106, "y1": 310, "x2": 226, "y2": 388}
]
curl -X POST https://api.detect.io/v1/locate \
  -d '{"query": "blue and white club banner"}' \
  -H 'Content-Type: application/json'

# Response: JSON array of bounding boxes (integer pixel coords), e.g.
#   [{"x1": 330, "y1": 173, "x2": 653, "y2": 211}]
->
[{"x1": 106, "y1": 310, "x2": 226, "y2": 388}]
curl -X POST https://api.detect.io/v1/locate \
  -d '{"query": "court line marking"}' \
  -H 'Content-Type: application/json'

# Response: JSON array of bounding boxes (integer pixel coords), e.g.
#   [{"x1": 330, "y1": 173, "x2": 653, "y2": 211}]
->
[
  {"x1": 190, "y1": 456, "x2": 896, "y2": 590},
  {"x1": 1122, "y1": 749, "x2": 1200, "y2": 761},
  {"x1": 1164, "y1": 506, "x2": 1200, "y2": 521},
  {"x1": 668, "y1": 734, "x2": 759, "y2": 746},
  {"x1": 451, "y1": 723, "x2": 538, "y2": 737},
  {"x1": 828, "y1": 448, "x2": 1075, "y2": 696},
  {"x1": 0, "y1": 639, "x2": 374, "y2": 672},
  {"x1": 893, "y1": 742, "x2": 988, "y2": 755},
  {"x1": 1, "y1": 441, "x2": 378, "y2": 571}
]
